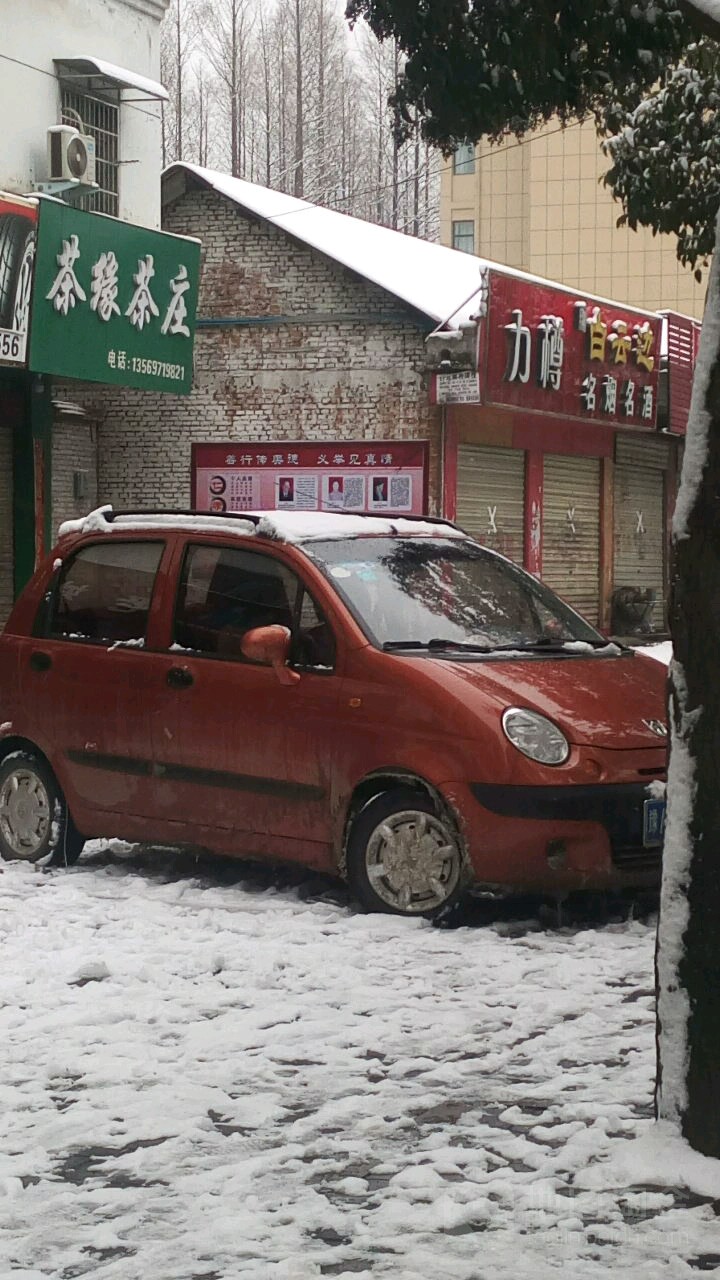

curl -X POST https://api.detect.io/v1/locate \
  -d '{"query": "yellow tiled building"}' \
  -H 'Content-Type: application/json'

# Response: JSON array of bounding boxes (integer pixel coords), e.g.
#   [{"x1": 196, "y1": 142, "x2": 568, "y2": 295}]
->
[{"x1": 439, "y1": 120, "x2": 706, "y2": 319}]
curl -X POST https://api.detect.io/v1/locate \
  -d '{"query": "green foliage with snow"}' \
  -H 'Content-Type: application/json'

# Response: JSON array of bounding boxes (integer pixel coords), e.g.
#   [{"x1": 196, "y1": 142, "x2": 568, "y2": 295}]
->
[
  {"x1": 347, "y1": 0, "x2": 719, "y2": 270},
  {"x1": 346, "y1": 0, "x2": 691, "y2": 144},
  {"x1": 602, "y1": 42, "x2": 720, "y2": 274}
]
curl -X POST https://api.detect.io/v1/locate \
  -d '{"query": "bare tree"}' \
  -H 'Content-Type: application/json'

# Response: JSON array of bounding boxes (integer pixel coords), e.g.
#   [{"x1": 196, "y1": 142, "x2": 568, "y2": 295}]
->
[
  {"x1": 203, "y1": 0, "x2": 255, "y2": 177},
  {"x1": 159, "y1": 0, "x2": 441, "y2": 239},
  {"x1": 184, "y1": 70, "x2": 215, "y2": 167},
  {"x1": 316, "y1": 0, "x2": 328, "y2": 198},
  {"x1": 257, "y1": 2, "x2": 274, "y2": 187},
  {"x1": 160, "y1": 0, "x2": 199, "y2": 165},
  {"x1": 293, "y1": 0, "x2": 304, "y2": 196}
]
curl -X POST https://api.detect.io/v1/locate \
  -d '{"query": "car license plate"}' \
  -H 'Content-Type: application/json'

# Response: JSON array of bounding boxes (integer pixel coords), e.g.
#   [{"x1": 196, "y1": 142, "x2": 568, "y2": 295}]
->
[{"x1": 643, "y1": 798, "x2": 666, "y2": 847}]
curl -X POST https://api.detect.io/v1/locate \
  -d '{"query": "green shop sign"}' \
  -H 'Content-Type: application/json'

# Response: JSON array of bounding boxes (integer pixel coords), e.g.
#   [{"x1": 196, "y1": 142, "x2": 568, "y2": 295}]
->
[{"x1": 28, "y1": 200, "x2": 200, "y2": 394}]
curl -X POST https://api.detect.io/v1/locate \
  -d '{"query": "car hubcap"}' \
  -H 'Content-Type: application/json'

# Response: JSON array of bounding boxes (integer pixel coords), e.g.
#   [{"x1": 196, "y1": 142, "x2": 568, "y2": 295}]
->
[
  {"x1": 365, "y1": 809, "x2": 462, "y2": 912},
  {"x1": 0, "y1": 768, "x2": 51, "y2": 859}
]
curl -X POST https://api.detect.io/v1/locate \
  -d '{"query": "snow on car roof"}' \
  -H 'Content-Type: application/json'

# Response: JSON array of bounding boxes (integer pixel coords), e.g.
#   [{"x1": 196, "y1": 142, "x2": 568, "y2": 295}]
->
[
  {"x1": 256, "y1": 511, "x2": 466, "y2": 542},
  {"x1": 57, "y1": 507, "x2": 466, "y2": 544}
]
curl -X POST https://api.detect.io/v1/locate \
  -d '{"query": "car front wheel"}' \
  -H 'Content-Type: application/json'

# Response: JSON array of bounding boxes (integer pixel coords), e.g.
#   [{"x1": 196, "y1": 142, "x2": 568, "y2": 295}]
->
[
  {"x1": 346, "y1": 787, "x2": 467, "y2": 917},
  {"x1": 0, "y1": 751, "x2": 84, "y2": 866}
]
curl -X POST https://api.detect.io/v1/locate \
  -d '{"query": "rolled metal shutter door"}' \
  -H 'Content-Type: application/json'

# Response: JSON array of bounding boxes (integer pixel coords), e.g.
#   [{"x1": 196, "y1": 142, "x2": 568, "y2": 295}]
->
[
  {"x1": 613, "y1": 435, "x2": 669, "y2": 633},
  {"x1": 542, "y1": 453, "x2": 601, "y2": 623},
  {"x1": 456, "y1": 445, "x2": 525, "y2": 565}
]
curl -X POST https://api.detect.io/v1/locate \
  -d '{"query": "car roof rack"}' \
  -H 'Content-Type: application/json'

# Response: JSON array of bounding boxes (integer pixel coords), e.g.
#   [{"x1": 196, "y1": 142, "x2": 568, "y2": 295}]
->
[
  {"x1": 106, "y1": 508, "x2": 262, "y2": 526},
  {"x1": 106, "y1": 508, "x2": 463, "y2": 532}
]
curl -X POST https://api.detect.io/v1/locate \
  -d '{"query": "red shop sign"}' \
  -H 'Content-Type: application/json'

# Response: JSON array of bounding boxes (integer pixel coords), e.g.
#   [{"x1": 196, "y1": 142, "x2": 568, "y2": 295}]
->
[{"x1": 482, "y1": 271, "x2": 660, "y2": 428}]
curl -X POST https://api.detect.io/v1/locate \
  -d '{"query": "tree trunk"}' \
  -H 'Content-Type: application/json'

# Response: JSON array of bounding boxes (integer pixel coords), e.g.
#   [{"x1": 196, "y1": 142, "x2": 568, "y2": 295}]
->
[
  {"x1": 656, "y1": 225, "x2": 720, "y2": 1155},
  {"x1": 317, "y1": 0, "x2": 326, "y2": 201},
  {"x1": 259, "y1": 9, "x2": 272, "y2": 187},
  {"x1": 376, "y1": 60, "x2": 384, "y2": 224},
  {"x1": 175, "y1": 1, "x2": 183, "y2": 160},
  {"x1": 424, "y1": 140, "x2": 430, "y2": 237},
  {"x1": 231, "y1": 1, "x2": 239, "y2": 176},
  {"x1": 391, "y1": 40, "x2": 399, "y2": 228},
  {"x1": 199, "y1": 77, "x2": 209, "y2": 167},
  {"x1": 340, "y1": 51, "x2": 349, "y2": 207},
  {"x1": 413, "y1": 123, "x2": 420, "y2": 236},
  {"x1": 293, "y1": 0, "x2": 304, "y2": 197},
  {"x1": 278, "y1": 25, "x2": 286, "y2": 182}
]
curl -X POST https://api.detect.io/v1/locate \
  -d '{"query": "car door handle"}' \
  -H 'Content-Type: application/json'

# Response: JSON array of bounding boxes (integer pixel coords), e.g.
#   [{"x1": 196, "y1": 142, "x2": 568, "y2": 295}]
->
[
  {"x1": 166, "y1": 665, "x2": 194, "y2": 689},
  {"x1": 29, "y1": 651, "x2": 52, "y2": 672}
]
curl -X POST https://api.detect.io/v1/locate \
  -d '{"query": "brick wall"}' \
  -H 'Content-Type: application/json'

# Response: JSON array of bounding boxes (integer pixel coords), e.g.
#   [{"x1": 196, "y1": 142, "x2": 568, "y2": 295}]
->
[
  {"x1": 51, "y1": 414, "x2": 99, "y2": 540},
  {"x1": 64, "y1": 188, "x2": 442, "y2": 513}
]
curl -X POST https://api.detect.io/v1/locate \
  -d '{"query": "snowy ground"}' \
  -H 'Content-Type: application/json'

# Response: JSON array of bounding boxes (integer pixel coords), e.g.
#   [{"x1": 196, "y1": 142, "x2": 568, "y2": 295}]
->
[{"x1": 2, "y1": 841, "x2": 720, "y2": 1279}]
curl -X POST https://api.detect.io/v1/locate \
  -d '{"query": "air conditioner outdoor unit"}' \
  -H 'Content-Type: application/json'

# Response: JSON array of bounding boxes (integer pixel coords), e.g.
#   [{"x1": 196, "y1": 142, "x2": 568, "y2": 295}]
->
[{"x1": 47, "y1": 125, "x2": 96, "y2": 186}]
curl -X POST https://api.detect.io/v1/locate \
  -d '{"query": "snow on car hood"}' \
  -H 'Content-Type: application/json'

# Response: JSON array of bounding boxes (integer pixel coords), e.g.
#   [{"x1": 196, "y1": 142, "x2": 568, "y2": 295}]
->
[{"x1": 442, "y1": 650, "x2": 668, "y2": 749}]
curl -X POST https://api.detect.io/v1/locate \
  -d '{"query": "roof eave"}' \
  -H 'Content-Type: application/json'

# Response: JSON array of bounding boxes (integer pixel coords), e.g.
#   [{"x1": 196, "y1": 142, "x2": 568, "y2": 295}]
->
[{"x1": 161, "y1": 163, "x2": 445, "y2": 328}]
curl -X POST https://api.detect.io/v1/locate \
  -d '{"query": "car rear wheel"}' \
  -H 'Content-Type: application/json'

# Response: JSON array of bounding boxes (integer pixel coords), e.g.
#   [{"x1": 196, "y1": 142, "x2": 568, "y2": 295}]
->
[
  {"x1": 346, "y1": 788, "x2": 466, "y2": 917},
  {"x1": 0, "y1": 751, "x2": 84, "y2": 866}
]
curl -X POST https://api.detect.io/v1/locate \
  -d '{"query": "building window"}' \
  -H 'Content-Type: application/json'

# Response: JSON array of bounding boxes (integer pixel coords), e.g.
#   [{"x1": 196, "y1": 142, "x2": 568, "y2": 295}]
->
[
  {"x1": 453, "y1": 143, "x2": 476, "y2": 176},
  {"x1": 452, "y1": 220, "x2": 475, "y2": 254},
  {"x1": 61, "y1": 88, "x2": 119, "y2": 216}
]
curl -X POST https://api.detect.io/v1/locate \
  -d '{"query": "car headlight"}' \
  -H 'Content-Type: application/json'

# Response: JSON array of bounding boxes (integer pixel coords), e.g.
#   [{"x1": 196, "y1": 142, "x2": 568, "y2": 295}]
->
[{"x1": 502, "y1": 707, "x2": 570, "y2": 766}]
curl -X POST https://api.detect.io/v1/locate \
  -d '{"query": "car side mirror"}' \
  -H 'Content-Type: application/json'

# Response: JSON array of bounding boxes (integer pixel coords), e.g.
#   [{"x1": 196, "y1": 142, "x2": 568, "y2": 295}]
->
[{"x1": 240, "y1": 625, "x2": 300, "y2": 685}]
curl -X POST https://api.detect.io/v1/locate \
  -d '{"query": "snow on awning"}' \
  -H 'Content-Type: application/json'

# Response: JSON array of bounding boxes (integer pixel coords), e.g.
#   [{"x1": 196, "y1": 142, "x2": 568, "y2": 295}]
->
[{"x1": 54, "y1": 56, "x2": 168, "y2": 102}]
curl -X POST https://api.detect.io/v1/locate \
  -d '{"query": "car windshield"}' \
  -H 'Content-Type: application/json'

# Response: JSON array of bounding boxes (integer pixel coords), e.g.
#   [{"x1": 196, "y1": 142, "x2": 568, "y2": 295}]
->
[{"x1": 304, "y1": 536, "x2": 606, "y2": 652}]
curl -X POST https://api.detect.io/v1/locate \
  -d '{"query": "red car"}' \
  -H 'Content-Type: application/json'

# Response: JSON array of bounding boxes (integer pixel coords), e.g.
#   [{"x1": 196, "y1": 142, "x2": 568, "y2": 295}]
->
[{"x1": 0, "y1": 508, "x2": 668, "y2": 915}]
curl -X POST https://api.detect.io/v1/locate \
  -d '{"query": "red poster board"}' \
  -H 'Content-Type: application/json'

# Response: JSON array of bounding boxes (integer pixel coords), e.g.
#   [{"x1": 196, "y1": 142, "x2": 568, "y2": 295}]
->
[
  {"x1": 482, "y1": 271, "x2": 660, "y2": 428},
  {"x1": 192, "y1": 440, "x2": 429, "y2": 515}
]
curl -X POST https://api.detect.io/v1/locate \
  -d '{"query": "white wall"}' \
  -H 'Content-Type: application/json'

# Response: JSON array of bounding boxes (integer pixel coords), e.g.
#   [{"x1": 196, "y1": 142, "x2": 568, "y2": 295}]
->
[{"x1": 1, "y1": 0, "x2": 168, "y2": 228}]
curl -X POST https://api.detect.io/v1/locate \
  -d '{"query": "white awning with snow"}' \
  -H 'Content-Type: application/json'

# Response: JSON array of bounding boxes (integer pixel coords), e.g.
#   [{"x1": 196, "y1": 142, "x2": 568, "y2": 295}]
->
[{"x1": 54, "y1": 56, "x2": 168, "y2": 102}]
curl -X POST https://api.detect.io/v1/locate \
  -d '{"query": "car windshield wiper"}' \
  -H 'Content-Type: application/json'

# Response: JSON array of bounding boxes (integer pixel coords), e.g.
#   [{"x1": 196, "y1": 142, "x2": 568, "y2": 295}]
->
[
  {"x1": 427, "y1": 638, "x2": 497, "y2": 652},
  {"x1": 489, "y1": 637, "x2": 616, "y2": 653},
  {"x1": 382, "y1": 638, "x2": 494, "y2": 653},
  {"x1": 383, "y1": 636, "x2": 613, "y2": 655},
  {"x1": 382, "y1": 640, "x2": 428, "y2": 651}
]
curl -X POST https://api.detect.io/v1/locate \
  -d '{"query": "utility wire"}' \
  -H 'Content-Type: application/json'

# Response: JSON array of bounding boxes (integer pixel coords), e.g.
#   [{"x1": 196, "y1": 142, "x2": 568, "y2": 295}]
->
[
  {"x1": 2, "y1": 44, "x2": 591, "y2": 237},
  {"x1": 199, "y1": 116, "x2": 588, "y2": 228},
  {"x1": 0, "y1": 51, "x2": 163, "y2": 122}
]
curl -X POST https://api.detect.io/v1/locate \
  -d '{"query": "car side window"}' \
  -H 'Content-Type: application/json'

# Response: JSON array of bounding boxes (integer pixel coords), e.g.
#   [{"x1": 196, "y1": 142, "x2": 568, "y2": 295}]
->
[
  {"x1": 291, "y1": 589, "x2": 336, "y2": 671},
  {"x1": 174, "y1": 544, "x2": 298, "y2": 659},
  {"x1": 50, "y1": 541, "x2": 164, "y2": 645},
  {"x1": 173, "y1": 543, "x2": 336, "y2": 671}
]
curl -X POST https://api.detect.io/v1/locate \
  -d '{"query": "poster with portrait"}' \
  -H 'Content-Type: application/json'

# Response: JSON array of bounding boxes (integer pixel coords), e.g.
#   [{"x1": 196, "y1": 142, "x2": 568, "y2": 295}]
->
[{"x1": 192, "y1": 441, "x2": 428, "y2": 515}]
